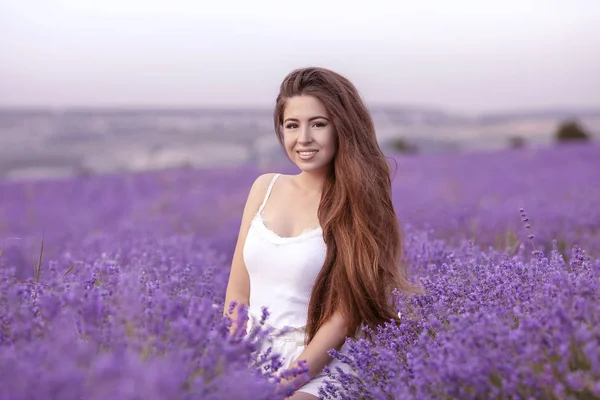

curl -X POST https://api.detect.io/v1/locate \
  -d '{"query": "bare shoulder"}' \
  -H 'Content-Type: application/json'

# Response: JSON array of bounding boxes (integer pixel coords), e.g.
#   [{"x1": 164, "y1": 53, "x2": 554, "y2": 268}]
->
[
  {"x1": 234, "y1": 172, "x2": 292, "y2": 239},
  {"x1": 245, "y1": 173, "x2": 279, "y2": 205}
]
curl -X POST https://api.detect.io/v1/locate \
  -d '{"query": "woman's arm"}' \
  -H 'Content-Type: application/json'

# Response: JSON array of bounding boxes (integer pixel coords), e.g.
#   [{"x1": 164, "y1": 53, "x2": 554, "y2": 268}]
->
[
  {"x1": 223, "y1": 173, "x2": 276, "y2": 335},
  {"x1": 279, "y1": 312, "x2": 351, "y2": 391}
]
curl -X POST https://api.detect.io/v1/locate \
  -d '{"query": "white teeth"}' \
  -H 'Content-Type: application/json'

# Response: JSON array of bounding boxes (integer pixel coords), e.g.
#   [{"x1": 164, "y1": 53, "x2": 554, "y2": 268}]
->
[{"x1": 297, "y1": 150, "x2": 318, "y2": 161}]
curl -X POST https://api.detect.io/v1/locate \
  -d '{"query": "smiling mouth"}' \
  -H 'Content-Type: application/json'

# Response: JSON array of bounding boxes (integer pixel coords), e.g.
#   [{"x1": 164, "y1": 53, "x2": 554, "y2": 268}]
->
[{"x1": 297, "y1": 150, "x2": 318, "y2": 160}]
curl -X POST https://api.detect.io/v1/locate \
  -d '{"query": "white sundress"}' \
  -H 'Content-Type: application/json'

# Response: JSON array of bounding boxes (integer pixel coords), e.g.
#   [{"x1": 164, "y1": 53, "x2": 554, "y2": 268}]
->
[{"x1": 242, "y1": 173, "x2": 355, "y2": 396}]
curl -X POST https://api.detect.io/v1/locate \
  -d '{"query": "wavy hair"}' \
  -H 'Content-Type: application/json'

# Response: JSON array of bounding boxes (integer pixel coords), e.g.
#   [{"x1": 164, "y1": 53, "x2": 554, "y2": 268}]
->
[{"x1": 273, "y1": 67, "x2": 423, "y2": 344}]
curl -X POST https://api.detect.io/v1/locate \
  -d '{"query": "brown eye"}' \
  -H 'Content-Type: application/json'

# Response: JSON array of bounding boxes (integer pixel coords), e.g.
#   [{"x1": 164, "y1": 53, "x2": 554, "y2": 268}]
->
[{"x1": 285, "y1": 123, "x2": 298, "y2": 129}]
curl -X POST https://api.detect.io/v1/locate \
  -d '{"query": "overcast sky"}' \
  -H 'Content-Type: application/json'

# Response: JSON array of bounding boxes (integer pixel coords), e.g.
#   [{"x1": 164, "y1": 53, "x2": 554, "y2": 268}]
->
[{"x1": 1, "y1": 0, "x2": 599, "y2": 112}]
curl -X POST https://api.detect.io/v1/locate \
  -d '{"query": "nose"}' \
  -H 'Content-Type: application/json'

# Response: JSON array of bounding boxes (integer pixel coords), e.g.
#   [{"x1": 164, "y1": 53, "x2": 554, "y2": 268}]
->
[{"x1": 298, "y1": 124, "x2": 313, "y2": 144}]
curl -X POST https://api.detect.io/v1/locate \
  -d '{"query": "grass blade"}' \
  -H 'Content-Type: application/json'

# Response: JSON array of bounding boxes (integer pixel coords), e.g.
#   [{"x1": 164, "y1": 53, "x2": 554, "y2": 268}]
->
[
  {"x1": 94, "y1": 269, "x2": 102, "y2": 287},
  {"x1": 36, "y1": 233, "x2": 44, "y2": 283},
  {"x1": 62, "y1": 262, "x2": 79, "y2": 279},
  {"x1": 31, "y1": 243, "x2": 35, "y2": 280}
]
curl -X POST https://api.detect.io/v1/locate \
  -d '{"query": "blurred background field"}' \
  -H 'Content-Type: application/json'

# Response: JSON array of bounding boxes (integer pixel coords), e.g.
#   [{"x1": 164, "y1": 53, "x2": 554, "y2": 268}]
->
[
  {"x1": 0, "y1": 106, "x2": 599, "y2": 181},
  {"x1": 1, "y1": 141, "x2": 599, "y2": 274}
]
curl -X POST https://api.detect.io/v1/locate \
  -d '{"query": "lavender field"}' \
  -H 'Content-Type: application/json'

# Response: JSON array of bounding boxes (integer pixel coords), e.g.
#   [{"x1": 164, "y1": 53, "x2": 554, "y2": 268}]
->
[{"x1": 1, "y1": 143, "x2": 599, "y2": 399}]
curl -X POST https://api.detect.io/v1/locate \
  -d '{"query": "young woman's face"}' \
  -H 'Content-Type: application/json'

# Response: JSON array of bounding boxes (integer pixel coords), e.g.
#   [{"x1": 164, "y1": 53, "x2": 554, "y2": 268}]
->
[{"x1": 282, "y1": 95, "x2": 337, "y2": 173}]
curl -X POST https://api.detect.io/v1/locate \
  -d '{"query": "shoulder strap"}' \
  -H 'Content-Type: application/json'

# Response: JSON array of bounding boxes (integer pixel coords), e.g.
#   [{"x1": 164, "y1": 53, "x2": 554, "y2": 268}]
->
[{"x1": 258, "y1": 174, "x2": 281, "y2": 214}]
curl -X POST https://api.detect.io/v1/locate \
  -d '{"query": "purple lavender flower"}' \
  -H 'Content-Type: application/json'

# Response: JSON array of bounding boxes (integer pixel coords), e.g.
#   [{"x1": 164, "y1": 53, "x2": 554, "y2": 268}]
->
[{"x1": 0, "y1": 143, "x2": 599, "y2": 398}]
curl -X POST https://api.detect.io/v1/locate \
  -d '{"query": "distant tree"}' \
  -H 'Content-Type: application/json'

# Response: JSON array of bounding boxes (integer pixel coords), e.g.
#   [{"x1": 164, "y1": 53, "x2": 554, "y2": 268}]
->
[
  {"x1": 555, "y1": 119, "x2": 590, "y2": 143},
  {"x1": 180, "y1": 160, "x2": 194, "y2": 170},
  {"x1": 508, "y1": 135, "x2": 526, "y2": 149},
  {"x1": 74, "y1": 165, "x2": 94, "y2": 177},
  {"x1": 390, "y1": 137, "x2": 418, "y2": 154}
]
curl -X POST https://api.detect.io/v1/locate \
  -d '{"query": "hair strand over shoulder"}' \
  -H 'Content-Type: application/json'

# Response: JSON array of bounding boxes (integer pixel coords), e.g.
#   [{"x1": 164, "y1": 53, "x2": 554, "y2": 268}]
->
[{"x1": 273, "y1": 67, "x2": 424, "y2": 344}]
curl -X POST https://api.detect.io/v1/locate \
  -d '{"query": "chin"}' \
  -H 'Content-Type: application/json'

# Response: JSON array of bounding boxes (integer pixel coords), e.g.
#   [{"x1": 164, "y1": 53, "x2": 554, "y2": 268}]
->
[
  {"x1": 297, "y1": 165, "x2": 320, "y2": 173},
  {"x1": 296, "y1": 161, "x2": 331, "y2": 174}
]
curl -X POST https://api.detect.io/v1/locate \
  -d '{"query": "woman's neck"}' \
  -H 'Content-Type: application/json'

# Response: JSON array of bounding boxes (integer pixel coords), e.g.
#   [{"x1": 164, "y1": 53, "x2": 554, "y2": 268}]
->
[{"x1": 295, "y1": 169, "x2": 327, "y2": 195}]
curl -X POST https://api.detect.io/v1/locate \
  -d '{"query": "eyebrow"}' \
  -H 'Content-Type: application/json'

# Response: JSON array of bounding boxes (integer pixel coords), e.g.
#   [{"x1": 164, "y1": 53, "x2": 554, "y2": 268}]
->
[{"x1": 284, "y1": 116, "x2": 329, "y2": 123}]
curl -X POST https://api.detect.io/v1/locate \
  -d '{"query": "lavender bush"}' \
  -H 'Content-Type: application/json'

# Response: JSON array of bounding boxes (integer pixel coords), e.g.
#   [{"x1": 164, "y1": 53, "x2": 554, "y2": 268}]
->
[
  {"x1": 321, "y1": 229, "x2": 600, "y2": 399},
  {"x1": 0, "y1": 234, "x2": 304, "y2": 399},
  {"x1": 1, "y1": 143, "x2": 599, "y2": 399}
]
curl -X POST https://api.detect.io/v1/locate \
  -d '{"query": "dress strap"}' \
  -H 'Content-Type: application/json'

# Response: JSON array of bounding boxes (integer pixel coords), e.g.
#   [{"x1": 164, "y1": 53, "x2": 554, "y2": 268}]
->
[{"x1": 258, "y1": 174, "x2": 281, "y2": 214}]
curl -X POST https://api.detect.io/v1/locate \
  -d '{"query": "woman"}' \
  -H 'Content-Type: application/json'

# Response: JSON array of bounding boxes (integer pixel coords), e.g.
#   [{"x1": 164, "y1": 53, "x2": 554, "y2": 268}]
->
[{"x1": 224, "y1": 67, "x2": 421, "y2": 398}]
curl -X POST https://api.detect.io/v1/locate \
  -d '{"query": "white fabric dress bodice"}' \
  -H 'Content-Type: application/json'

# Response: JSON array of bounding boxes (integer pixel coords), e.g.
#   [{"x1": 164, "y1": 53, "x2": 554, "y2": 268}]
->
[{"x1": 243, "y1": 174, "x2": 327, "y2": 329}]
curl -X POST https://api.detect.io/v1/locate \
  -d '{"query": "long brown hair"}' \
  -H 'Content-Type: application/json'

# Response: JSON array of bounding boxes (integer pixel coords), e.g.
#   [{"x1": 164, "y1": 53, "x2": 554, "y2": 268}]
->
[{"x1": 273, "y1": 67, "x2": 423, "y2": 344}]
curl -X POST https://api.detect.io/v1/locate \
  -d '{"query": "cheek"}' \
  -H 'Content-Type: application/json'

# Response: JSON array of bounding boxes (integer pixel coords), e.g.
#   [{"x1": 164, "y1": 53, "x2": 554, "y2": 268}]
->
[{"x1": 283, "y1": 137, "x2": 295, "y2": 154}]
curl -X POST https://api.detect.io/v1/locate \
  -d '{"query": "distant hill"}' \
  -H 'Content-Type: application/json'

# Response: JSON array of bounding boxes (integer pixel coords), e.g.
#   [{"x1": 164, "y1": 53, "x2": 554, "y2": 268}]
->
[
  {"x1": 474, "y1": 107, "x2": 600, "y2": 124},
  {"x1": 0, "y1": 104, "x2": 598, "y2": 181},
  {"x1": 1, "y1": 105, "x2": 599, "y2": 125}
]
